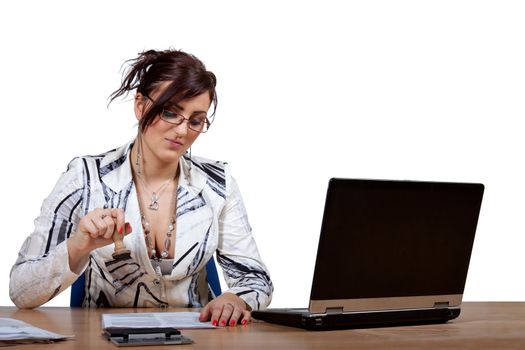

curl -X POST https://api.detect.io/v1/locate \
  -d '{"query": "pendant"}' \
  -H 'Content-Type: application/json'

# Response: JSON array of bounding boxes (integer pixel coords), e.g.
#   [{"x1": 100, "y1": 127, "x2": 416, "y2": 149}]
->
[{"x1": 149, "y1": 192, "x2": 159, "y2": 210}]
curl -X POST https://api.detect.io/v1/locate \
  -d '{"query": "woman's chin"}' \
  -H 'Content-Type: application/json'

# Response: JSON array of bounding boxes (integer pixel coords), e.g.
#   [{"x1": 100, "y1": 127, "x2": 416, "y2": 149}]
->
[{"x1": 160, "y1": 149, "x2": 185, "y2": 164}]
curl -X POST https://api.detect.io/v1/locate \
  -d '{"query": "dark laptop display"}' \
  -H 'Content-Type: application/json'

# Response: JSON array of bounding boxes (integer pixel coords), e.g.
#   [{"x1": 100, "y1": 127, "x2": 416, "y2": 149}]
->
[{"x1": 253, "y1": 178, "x2": 484, "y2": 330}]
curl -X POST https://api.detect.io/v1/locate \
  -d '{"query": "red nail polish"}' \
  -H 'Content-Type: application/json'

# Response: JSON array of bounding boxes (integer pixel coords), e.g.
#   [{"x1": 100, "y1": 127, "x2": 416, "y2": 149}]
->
[
  {"x1": 118, "y1": 226, "x2": 123, "y2": 234},
  {"x1": 229, "y1": 320, "x2": 236, "y2": 327},
  {"x1": 212, "y1": 320, "x2": 218, "y2": 326},
  {"x1": 220, "y1": 320, "x2": 226, "y2": 326},
  {"x1": 241, "y1": 319, "x2": 247, "y2": 325}
]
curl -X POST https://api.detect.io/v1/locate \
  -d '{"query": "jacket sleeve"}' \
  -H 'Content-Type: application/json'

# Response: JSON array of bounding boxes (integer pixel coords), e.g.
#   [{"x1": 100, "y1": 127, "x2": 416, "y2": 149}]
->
[
  {"x1": 216, "y1": 165, "x2": 273, "y2": 311},
  {"x1": 9, "y1": 157, "x2": 86, "y2": 308}
]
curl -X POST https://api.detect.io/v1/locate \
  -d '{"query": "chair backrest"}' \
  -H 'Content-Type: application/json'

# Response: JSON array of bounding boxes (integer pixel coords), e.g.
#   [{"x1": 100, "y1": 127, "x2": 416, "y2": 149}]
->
[
  {"x1": 70, "y1": 257, "x2": 222, "y2": 306},
  {"x1": 205, "y1": 257, "x2": 222, "y2": 298},
  {"x1": 70, "y1": 272, "x2": 86, "y2": 307}
]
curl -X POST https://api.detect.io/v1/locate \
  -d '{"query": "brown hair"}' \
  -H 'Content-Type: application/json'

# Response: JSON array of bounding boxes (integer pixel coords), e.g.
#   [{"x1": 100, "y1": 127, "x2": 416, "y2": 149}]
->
[{"x1": 109, "y1": 48, "x2": 217, "y2": 131}]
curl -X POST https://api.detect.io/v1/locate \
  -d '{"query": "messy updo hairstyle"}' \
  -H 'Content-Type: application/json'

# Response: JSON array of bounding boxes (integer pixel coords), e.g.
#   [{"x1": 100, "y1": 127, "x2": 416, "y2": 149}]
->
[{"x1": 109, "y1": 48, "x2": 217, "y2": 131}]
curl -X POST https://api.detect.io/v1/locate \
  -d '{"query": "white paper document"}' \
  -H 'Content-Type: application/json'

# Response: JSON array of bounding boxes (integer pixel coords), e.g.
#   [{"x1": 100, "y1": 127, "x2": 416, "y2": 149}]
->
[
  {"x1": 101, "y1": 312, "x2": 216, "y2": 330},
  {"x1": 0, "y1": 317, "x2": 72, "y2": 346}
]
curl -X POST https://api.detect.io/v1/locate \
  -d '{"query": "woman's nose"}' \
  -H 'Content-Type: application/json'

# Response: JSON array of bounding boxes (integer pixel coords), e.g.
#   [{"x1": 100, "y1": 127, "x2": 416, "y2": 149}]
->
[{"x1": 173, "y1": 120, "x2": 189, "y2": 135}]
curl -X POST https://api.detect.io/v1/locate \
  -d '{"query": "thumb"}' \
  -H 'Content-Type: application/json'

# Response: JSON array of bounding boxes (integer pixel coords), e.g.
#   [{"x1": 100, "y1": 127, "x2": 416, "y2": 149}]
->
[{"x1": 199, "y1": 303, "x2": 211, "y2": 321}]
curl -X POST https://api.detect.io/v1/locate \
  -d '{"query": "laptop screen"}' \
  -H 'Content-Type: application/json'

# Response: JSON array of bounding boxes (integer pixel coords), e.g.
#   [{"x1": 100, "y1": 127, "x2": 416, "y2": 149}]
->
[{"x1": 310, "y1": 179, "x2": 484, "y2": 304}]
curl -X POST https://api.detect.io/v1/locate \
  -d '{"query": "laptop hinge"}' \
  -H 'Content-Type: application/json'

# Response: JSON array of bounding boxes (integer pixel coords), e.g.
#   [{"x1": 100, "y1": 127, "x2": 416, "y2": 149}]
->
[
  {"x1": 325, "y1": 307, "x2": 344, "y2": 315},
  {"x1": 433, "y1": 301, "x2": 450, "y2": 309}
]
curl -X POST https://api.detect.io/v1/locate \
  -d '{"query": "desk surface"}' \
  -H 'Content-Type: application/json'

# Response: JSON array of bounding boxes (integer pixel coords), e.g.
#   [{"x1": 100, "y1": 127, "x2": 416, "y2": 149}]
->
[{"x1": 1, "y1": 302, "x2": 524, "y2": 349}]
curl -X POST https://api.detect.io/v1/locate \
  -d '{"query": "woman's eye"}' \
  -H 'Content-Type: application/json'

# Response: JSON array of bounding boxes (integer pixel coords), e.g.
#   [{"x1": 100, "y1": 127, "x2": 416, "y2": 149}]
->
[
  {"x1": 162, "y1": 110, "x2": 176, "y2": 118},
  {"x1": 189, "y1": 118, "x2": 205, "y2": 126}
]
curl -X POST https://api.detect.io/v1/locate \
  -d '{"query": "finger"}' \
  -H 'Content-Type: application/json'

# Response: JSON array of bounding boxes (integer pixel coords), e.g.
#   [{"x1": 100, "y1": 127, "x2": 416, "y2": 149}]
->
[
  {"x1": 81, "y1": 219, "x2": 99, "y2": 239},
  {"x1": 112, "y1": 208, "x2": 126, "y2": 234},
  {"x1": 229, "y1": 306, "x2": 243, "y2": 327},
  {"x1": 124, "y1": 222, "x2": 132, "y2": 235},
  {"x1": 210, "y1": 304, "x2": 223, "y2": 327},
  {"x1": 107, "y1": 214, "x2": 119, "y2": 238},
  {"x1": 99, "y1": 215, "x2": 115, "y2": 239},
  {"x1": 106, "y1": 218, "x2": 117, "y2": 239},
  {"x1": 218, "y1": 303, "x2": 235, "y2": 327},
  {"x1": 95, "y1": 208, "x2": 110, "y2": 220},
  {"x1": 239, "y1": 310, "x2": 251, "y2": 326},
  {"x1": 92, "y1": 215, "x2": 110, "y2": 239},
  {"x1": 199, "y1": 303, "x2": 211, "y2": 322}
]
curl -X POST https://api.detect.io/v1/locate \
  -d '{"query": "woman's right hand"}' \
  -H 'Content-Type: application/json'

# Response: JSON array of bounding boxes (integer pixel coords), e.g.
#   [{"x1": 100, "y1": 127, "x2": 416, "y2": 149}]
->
[{"x1": 67, "y1": 208, "x2": 132, "y2": 273}]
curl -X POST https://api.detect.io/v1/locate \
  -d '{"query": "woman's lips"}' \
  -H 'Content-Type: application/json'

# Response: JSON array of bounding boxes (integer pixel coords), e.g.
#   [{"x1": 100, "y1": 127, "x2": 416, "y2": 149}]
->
[{"x1": 166, "y1": 138, "x2": 183, "y2": 149}]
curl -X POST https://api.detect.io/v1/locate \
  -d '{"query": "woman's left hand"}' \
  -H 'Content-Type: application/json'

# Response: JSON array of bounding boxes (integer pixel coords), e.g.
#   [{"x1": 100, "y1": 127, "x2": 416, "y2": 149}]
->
[{"x1": 199, "y1": 292, "x2": 251, "y2": 327}]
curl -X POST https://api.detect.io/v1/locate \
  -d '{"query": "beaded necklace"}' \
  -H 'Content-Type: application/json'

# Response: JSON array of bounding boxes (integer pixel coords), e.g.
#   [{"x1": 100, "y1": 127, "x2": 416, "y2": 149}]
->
[{"x1": 134, "y1": 139, "x2": 178, "y2": 262}]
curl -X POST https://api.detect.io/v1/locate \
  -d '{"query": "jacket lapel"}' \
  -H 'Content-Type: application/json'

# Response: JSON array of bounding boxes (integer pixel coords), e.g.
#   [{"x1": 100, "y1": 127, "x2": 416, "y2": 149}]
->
[{"x1": 98, "y1": 141, "x2": 215, "y2": 280}]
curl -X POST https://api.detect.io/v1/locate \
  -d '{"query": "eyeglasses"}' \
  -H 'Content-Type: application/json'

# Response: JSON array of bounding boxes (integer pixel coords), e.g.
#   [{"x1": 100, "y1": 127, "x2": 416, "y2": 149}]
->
[
  {"x1": 143, "y1": 94, "x2": 211, "y2": 133},
  {"x1": 160, "y1": 109, "x2": 211, "y2": 133}
]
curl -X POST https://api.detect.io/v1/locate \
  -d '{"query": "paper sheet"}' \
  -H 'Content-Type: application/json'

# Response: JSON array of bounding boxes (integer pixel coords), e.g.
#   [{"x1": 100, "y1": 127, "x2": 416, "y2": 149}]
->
[
  {"x1": 101, "y1": 312, "x2": 216, "y2": 330},
  {"x1": 0, "y1": 317, "x2": 72, "y2": 346}
]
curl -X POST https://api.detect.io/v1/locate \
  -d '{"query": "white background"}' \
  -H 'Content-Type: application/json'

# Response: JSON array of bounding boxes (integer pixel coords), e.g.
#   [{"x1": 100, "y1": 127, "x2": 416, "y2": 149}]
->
[{"x1": 0, "y1": 1, "x2": 523, "y2": 307}]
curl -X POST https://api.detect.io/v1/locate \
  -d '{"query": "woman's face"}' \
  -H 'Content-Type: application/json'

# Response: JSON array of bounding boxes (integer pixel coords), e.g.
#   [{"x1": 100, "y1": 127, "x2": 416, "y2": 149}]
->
[{"x1": 134, "y1": 83, "x2": 211, "y2": 166}]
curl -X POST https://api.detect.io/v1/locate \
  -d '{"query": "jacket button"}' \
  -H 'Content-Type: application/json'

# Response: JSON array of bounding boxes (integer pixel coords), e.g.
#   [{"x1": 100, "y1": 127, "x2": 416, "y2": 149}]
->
[{"x1": 153, "y1": 278, "x2": 161, "y2": 285}]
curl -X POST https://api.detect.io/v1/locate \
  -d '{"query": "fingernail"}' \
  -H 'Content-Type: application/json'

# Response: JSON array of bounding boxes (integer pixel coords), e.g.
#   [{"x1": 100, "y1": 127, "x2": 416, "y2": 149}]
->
[
  {"x1": 220, "y1": 320, "x2": 226, "y2": 326},
  {"x1": 229, "y1": 320, "x2": 236, "y2": 327},
  {"x1": 118, "y1": 226, "x2": 123, "y2": 234},
  {"x1": 241, "y1": 319, "x2": 247, "y2": 325},
  {"x1": 212, "y1": 320, "x2": 218, "y2": 326}
]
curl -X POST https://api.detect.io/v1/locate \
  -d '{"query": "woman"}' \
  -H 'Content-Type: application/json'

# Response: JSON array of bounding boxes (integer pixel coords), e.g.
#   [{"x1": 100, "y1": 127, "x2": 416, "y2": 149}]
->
[{"x1": 9, "y1": 48, "x2": 273, "y2": 327}]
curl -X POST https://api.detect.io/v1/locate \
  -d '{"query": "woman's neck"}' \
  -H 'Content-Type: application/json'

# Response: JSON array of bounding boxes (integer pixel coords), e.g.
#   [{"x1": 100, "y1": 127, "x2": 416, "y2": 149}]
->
[{"x1": 130, "y1": 140, "x2": 179, "y2": 186}]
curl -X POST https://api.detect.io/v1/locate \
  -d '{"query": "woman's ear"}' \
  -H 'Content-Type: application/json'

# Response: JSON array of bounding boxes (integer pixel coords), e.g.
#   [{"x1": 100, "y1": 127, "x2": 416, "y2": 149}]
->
[{"x1": 134, "y1": 93, "x2": 145, "y2": 122}]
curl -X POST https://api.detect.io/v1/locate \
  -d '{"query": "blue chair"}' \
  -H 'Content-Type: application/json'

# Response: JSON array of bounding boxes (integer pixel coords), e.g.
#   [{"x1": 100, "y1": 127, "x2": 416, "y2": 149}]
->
[
  {"x1": 70, "y1": 272, "x2": 86, "y2": 307},
  {"x1": 70, "y1": 258, "x2": 222, "y2": 306},
  {"x1": 205, "y1": 256, "x2": 222, "y2": 298}
]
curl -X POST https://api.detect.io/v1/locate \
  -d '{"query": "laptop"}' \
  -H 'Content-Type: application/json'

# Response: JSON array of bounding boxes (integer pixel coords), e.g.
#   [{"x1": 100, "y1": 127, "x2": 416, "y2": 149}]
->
[{"x1": 252, "y1": 178, "x2": 484, "y2": 330}]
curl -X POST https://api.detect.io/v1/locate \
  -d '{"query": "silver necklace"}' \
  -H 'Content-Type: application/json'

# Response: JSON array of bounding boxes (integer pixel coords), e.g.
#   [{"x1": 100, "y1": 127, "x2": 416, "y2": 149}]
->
[
  {"x1": 134, "y1": 137, "x2": 178, "y2": 262},
  {"x1": 135, "y1": 139, "x2": 176, "y2": 211},
  {"x1": 136, "y1": 176, "x2": 178, "y2": 261},
  {"x1": 136, "y1": 173, "x2": 172, "y2": 211}
]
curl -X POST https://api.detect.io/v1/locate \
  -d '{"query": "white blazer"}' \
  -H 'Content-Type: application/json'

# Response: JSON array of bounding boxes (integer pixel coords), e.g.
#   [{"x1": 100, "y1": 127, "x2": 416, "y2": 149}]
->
[{"x1": 10, "y1": 140, "x2": 273, "y2": 310}]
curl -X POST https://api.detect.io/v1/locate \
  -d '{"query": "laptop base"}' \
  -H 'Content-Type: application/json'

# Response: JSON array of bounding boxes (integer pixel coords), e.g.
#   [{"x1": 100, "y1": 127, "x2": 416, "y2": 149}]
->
[{"x1": 252, "y1": 307, "x2": 461, "y2": 331}]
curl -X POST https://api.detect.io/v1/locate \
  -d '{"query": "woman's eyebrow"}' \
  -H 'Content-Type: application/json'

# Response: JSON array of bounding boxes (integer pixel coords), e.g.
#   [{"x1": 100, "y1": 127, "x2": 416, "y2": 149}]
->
[
  {"x1": 166, "y1": 101, "x2": 207, "y2": 115},
  {"x1": 165, "y1": 101, "x2": 183, "y2": 110}
]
